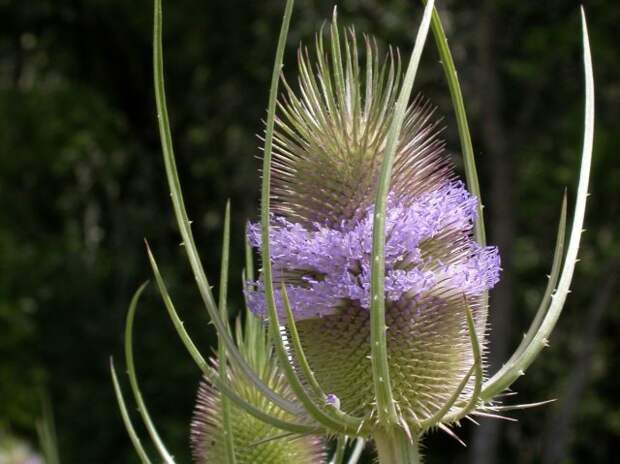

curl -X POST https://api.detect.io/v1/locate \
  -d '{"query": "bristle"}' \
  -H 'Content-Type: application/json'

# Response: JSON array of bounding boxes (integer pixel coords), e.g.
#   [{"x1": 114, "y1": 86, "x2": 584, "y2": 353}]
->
[
  {"x1": 269, "y1": 21, "x2": 451, "y2": 227},
  {"x1": 191, "y1": 379, "x2": 222, "y2": 462}
]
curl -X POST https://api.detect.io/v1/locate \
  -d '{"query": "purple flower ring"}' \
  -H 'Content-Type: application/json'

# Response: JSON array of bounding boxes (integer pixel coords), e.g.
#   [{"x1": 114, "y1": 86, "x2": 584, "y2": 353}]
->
[{"x1": 246, "y1": 181, "x2": 499, "y2": 320}]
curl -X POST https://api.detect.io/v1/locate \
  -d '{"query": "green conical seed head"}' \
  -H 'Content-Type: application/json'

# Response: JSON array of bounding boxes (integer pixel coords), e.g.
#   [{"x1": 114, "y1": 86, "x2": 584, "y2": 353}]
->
[
  {"x1": 190, "y1": 317, "x2": 325, "y2": 463},
  {"x1": 191, "y1": 376, "x2": 324, "y2": 463}
]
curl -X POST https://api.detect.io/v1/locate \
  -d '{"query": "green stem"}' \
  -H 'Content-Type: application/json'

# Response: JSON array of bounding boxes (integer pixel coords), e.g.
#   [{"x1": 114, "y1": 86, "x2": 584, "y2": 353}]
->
[{"x1": 374, "y1": 429, "x2": 422, "y2": 464}]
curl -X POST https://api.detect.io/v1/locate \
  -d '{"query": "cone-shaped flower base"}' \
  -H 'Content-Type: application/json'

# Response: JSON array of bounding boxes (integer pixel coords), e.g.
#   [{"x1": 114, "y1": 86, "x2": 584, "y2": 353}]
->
[{"x1": 295, "y1": 295, "x2": 484, "y2": 427}]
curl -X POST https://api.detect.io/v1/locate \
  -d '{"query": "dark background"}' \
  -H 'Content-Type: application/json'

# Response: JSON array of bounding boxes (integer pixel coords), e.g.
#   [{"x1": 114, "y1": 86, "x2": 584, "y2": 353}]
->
[{"x1": 1, "y1": 0, "x2": 618, "y2": 462}]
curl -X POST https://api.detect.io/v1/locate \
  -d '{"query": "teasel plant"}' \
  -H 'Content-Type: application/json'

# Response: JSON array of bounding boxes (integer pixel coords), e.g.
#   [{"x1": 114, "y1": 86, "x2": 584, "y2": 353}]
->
[{"x1": 110, "y1": 0, "x2": 595, "y2": 462}]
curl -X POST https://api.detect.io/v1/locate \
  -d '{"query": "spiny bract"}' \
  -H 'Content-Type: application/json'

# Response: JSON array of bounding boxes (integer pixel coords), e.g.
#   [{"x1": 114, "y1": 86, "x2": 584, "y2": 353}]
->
[{"x1": 246, "y1": 15, "x2": 500, "y2": 433}]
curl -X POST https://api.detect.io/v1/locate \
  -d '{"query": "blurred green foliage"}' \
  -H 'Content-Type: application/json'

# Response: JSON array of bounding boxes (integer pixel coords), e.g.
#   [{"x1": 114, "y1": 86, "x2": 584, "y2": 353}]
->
[{"x1": 0, "y1": 1, "x2": 618, "y2": 463}]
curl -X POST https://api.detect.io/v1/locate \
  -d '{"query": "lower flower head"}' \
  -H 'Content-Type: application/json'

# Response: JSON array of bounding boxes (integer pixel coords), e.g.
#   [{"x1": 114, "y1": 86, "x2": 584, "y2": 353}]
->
[{"x1": 191, "y1": 318, "x2": 325, "y2": 463}]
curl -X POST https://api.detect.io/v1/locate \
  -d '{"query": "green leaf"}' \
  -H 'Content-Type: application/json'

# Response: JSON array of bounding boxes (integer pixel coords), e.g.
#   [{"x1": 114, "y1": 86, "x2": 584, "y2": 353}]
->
[
  {"x1": 35, "y1": 392, "x2": 61, "y2": 464},
  {"x1": 330, "y1": 436, "x2": 347, "y2": 464},
  {"x1": 218, "y1": 201, "x2": 236, "y2": 464},
  {"x1": 482, "y1": 192, "x2": 567, "y2": 399},
  {"x1": 146, "y1": 245, "x2": 318, "y2": 435},
  {"x1": 442, "y1": 305, "x2": 483, "y2": 423},
  {"x1": 422, "y1": 0, "x2": 490, "y2": 332},
  {"x1": 123, "y1": 282, "x2": 175, "y2": 464},
  {"x1": 110, "y1": 357, "x2": 153, "y2": 464},
  {"x1": 152, "y1": 0, "x2": 300, "y2": 416},
  {"x1": 423, "y1": 0, "x2": 486, "y2": 247},
  {"x1": 258, "y1": 0, "x2": 367, "y2": 435},
  {"x1": 481, "y1": 7, "x2": 595, "y2": 401}
]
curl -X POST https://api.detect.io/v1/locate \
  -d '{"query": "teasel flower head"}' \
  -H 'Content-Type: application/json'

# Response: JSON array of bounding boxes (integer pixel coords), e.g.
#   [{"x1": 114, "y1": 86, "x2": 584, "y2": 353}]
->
[
  {"x1": 191, "y1": 317, "x2": 326, "y2": 464},
  {"x1": 246, "y1": 12, "x2": 501, "y2": 435},
  {"x1": 128, "y1": 0, "x2": 594, "y2": 462}
]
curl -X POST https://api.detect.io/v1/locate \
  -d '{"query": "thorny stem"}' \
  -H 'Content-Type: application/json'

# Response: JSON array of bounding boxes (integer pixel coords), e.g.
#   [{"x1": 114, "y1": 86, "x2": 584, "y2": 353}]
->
[{"x1": 374, "y1": 428, "x2": 422, "y2": 464}]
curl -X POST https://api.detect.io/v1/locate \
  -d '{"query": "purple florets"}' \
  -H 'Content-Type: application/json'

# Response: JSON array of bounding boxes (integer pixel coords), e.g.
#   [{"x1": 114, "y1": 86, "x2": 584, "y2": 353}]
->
[{"x1": 246, "y1": 181, "x2": 500, "y2": 320}]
